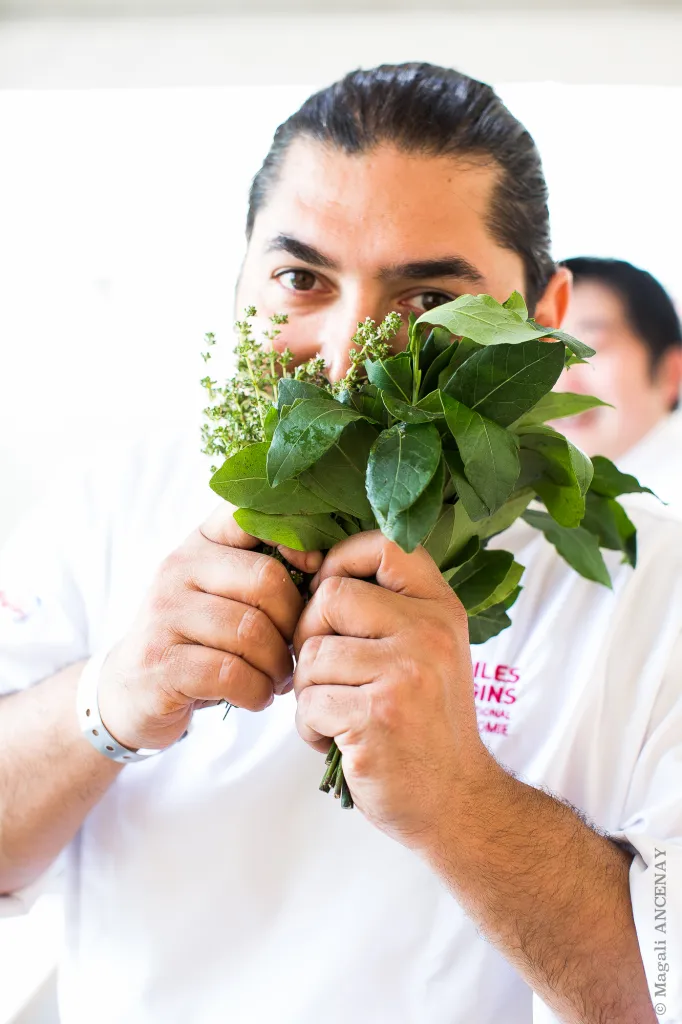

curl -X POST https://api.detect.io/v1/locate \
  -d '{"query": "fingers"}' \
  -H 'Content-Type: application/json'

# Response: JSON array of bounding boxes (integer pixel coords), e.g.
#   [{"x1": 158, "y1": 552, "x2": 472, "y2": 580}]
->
[
  {"x1": 171, "y1": 543, "x2": 304, "y2": 641},
  {"x1": 292, "y1": 576, "x2": 407, "y2": 657},
  {"x1": 295, "y1": 683, "x2": 368, "y2": 749},
  {"x1": 293, "y1": 634, "x2": 385, "y2": 696},
  {"x1": 200, "y1": 502, "x2": 323, "y2": 573},
  {"x1": 154, "y1": 643, "x2": 275, "y2": 713},
  {"x1": 311, "y1": 530, "x2": 449, "y2": 600},
  {"x1": 200, "y1": 501, "x2": 261, "y2": 549},
  {"x1": 168, "y1": 591, "x2": 293, "y2": 692}
]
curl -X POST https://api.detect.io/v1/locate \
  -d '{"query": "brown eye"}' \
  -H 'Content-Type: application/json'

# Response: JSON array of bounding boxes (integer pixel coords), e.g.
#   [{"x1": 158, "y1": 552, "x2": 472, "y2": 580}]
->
[
  {"x1": 278, "y1": 269, "x2": 318, "y2": 292},
  {"x1": 415, "y1": 291, "x2": 452, "y2": 312}
]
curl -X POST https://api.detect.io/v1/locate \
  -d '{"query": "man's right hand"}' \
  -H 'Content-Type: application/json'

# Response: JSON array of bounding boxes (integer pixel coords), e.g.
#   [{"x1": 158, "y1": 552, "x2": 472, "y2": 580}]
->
[{"x1": 97, "y1": 503, "x2": 322, "y2": 753}]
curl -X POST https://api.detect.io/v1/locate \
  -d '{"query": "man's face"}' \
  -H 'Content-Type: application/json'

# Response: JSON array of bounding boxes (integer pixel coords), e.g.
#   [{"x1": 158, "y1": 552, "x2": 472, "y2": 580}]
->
[
  {"x1": 555, "y1": 280, "x2": 681, "y2": 460},
  {"x1": 236, "y1": 139, "x2": 567, "y2": 382}
]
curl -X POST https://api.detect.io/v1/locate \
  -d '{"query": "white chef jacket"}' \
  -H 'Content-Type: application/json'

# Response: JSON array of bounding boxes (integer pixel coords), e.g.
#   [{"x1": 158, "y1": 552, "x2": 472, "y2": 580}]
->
[
  {"x1": 0, "y1": 424, "x2": 681, "y2": 1024},
  {"x1": 620, "y1": 409, "x2": 682, "y2": 510}
]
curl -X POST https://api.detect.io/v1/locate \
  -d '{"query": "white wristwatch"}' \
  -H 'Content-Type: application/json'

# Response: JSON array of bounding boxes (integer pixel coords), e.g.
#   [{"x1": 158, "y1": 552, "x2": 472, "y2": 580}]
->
[{"x1": 76, "y1": 649, "x2": 166, "y2": 764}]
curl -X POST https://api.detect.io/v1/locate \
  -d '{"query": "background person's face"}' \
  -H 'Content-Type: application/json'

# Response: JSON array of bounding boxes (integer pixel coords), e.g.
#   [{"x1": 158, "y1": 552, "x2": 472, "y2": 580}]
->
[
  {"x1": 555, "y1": 280, "x2": 682, "y2": 459},
  {"x1": 236, "y1": 139, "x2": 567, "y2": 382}
]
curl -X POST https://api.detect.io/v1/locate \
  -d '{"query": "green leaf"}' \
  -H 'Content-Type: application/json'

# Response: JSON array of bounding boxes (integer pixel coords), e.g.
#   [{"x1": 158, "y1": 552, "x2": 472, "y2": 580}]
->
[
  {"x1": 503, "y1": 291, "x2": 528, "y2": 319},
  {"x1": 277, "y1": 378, "x2": 334, "y2": 410},
  {"x1": 444, "y1": 548, "x2": 521, "y2": 614},
  {"x1": 299, "y1": 420, "x2": 377, "y2": 519},
  {"x1": 263, "y1": 405, "x2": 278, "y2": 442},
  {"x1": 589, "y1": 455, "x2": 656, "y2": 499},
  {"x1": 267, "y1": 399, "x2": 366, "y2": 486},
  {"x1": 441, "y1": 394, "x2": 520, "y2": 515},
  {"x1": 581, "y1": 491, "x2": 637, "y2": 568},
  {"x1": 366, "y1": 423, "x2": 442, "y2": 527},
  {"x1": 233, "y1": 509, "x2": 349, "y2": 552},
  {"x1": 444, "y1": 447, "x2": 489, "y2": 522},
  {"x1": 512, "y1": 391, "x2": 611, "y2": 429},
  {"x1": 437, "y1": 338, "x2": 483, "y2": 384},
  {"x1": 531, "y1": 324, "x2": 596, "y2": 361},
  {"x1": 523, "y1": 508, "x2": 612, "y2": 587},
  {"x1": 382, "y1": 459, "x2": 445, "y2": 553},
  {"x1": 419, "y1": 327, "x2": 452, "y2": 373},
  {"x1": 424, "y1": 487, "x2": 535, "y2": 571},
  {"x1": 468, "y1": 602, "x2": 513, "y2": 645},
  {"x1": 365, "y1": 352, "x2": 413, "y2": 402},
  {"x1": 338, "y1": 384, "x2": 388, "y2": 426},
  {"x1": 443, "y1": 339, "x2": 566, "y2": 427},
  {"x1": 419, "y1": 341, "x2": 459, "y2": 397},
  {"x1": 517, "y1": 430, "x2": 593, "y2": 528},
  {"x1": 416, "y1": 293, "x2": 544, "y2": 346},
  {"x1": 210, "y1": 442, "x2": 334, "y2": 514},
  {"x1": 382, "y1": 393, "x2": 444, "y2": 423}
]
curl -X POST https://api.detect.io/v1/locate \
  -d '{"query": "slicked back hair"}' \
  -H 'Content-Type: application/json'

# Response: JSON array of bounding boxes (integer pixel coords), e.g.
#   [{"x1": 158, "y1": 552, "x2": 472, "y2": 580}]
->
[{"x1": 247, "y1": 63, "x2": 555, "y2": 312}]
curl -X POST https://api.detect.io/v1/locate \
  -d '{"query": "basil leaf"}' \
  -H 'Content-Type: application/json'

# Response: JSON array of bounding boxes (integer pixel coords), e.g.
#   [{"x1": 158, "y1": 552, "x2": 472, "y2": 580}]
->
[
  {"x1": 419, "y1": 342, "x2": 458, "y2": 397},
  {"x1": 233, "y1": 509, "x2": 349, "y2": 551},
  {"x1": 444, "y1": 447, "x2": 489, "y2": 522},
  {"x1": 367, "y1": 422, "x2": 442, "y2": 526},
  {"x1": 512, "y1": 391, "x2": 611, "y2": 429},
  {"x1": 581, "y1": 491, "x2": 637, "y2": 568},
  {"x1": 589, "y1": 455, "x2": 656, "y2": 499},
  {"x1": 419, "y1": 327, "x2": 452, "y2": 373},
  {"x1": 437, "y1": 338, "x2": 482, "y2": 385},
  {"x1": 468, "y1": 602, "x2": 513, "y2": 645},
  {"x1": 417, "y1": 293, "x2": 546, "y2": 346},
  {"x1": 210, "y1": 442, "x2": 334, "y2": 514},
  {"x1": 365, "y1": 352, "x2": 413, "y2": 402},
  {"x1": 339, "y1": 383, "x2": 388, "y2": 426},
  {"x1": 444, "y1": 548, "x2": 522, "y2": 615},
  {"x1": 299, "y1": 420, "x2": 377, "y2": 519},
  {"x1": 382, "y1": 459, "x2": 445, "y2": 553},
  {"x1": 531, "y1": 324, "x2": 596, "y2": 361},
  {"x1": 277, "y1": 378, "x2": 334, "y2": 410},
  {"x1": 382, "y1": 393, "x2": 444, "y2": 423},
  {"x1": 442, "y1": 339, "x2": 565, "y2": 427},
  {"x1": 503, "y1": 291, "x2": 528, "y2": 319},
  {"x1": 523, "y1": 508, "x2": 612, "y2": 587},
  {"x1": 441, "y1": 394, "x2": 520, "y2": 515},
  {"x1": 517, "y1": 430, "x2": 593, "y2": 528},
  {"x1": 263, "y1": 405, "x2": 278, "y2": 442},
  {"x1": 424, "y1": 487, "x2": 534, "y2": 570},
  {"x1": 267, "y1": 399, "x2": 366, "y2": 486}
]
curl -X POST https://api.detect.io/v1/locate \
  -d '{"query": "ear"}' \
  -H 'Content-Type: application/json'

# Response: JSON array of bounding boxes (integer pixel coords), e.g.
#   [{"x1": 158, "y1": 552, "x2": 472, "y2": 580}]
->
[
  {"x1": 534, "y1": 266, "x2": 572, "y2": 329},
  {"x1": 655, "y1": 346, "x2": 682, "y2": 410}
]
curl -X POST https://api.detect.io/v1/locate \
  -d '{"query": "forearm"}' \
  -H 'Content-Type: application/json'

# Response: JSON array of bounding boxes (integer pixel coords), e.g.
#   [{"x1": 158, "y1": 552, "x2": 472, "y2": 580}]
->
[
  {"x1": 423, "y1": 752, "x2": 656, "y2": 1023},
  {"x1": 0, "y1": 661, "x2": 122, "y2": 894}
]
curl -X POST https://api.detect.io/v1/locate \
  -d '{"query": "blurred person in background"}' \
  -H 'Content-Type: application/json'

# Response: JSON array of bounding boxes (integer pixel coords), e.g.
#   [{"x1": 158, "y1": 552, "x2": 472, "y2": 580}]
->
[
  {"x1": 558, "y1": 256, "x2": 682, "y2": 503},
  {"x1": 1, "y1": 64, "x2": 680, "y2": 1024}
]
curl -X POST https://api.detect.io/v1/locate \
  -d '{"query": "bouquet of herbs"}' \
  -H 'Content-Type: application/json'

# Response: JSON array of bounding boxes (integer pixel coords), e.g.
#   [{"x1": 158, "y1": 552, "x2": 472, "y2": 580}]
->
[{"x1": 201, "y1": 293, "x2": 651, "y2": 808}]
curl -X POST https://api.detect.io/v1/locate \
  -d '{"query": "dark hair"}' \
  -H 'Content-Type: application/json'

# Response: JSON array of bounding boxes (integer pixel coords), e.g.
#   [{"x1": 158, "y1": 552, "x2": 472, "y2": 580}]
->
[
  {"x1": 561, "y1": 256, "x2": 682, "y2": 369},
  {"x1": 247, "y1": 63, "x2": 555, "y2": 311}
]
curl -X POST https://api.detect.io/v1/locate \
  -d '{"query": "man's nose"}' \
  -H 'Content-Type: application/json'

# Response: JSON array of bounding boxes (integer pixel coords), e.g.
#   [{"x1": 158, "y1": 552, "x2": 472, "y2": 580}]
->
[{"x1": 320, "y1": 294, "x2": 399, "y2": 384}]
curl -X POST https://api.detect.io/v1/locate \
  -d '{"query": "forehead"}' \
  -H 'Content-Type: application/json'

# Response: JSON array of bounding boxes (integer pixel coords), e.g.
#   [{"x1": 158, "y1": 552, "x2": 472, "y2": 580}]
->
[{"x1": 252, "y1": 138, "x2": 512, "y2": 274}]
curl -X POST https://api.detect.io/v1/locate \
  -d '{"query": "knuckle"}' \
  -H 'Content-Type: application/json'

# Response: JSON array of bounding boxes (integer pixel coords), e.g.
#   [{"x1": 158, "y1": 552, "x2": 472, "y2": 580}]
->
[
  {"x1": 254, "y1": 553, "x2": 290, "y2": 597},
  {"x1": 366, "y1": 685, "x2": 402, "y2": 734},
  {"x1": 236, "y1": 605, "x2": 269, "y2": 651},
  {"x1": 318, "y1": 574, "x2": 347, "y2": 607}
]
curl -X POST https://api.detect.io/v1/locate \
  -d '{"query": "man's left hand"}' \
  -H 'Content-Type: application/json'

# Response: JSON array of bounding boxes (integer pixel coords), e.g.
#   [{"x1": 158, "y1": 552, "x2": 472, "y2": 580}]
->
[{"x1": 293, "y1": 530, "x2": 489, "y2": 847}]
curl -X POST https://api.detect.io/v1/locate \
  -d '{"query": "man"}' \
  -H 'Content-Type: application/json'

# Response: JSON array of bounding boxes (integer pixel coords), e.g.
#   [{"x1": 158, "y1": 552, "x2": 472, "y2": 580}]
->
[
  {"x1": 557, "y1": 257, "x2": 682, "y2": 504},
  {"x1": 0, "y1": 64, "x2": 680, "y2": 1024}
]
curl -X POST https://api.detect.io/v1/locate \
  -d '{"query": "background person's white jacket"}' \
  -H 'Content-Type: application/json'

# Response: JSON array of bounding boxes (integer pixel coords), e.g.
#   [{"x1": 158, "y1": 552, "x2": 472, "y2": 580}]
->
[{"x1": 0, "y1": 427, "x2": 680, "y2": 1024}]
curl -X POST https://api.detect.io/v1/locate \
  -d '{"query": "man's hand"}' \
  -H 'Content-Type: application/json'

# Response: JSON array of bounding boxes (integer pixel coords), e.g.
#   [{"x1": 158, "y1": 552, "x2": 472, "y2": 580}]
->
[
  {"x1": 292, "y1": 530, "x2": 487, "y2": 845},
  {"x1": 97, "y1": 504, "x2": 322, "y2": 753}
]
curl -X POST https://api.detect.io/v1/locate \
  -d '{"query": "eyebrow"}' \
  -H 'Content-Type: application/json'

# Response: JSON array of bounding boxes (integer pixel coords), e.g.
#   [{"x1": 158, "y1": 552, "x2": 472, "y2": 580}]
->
[
  {"x1": 378, "y1": 256, "x2": 484, "y2": 283},
  {"x1": 266, "y1": 234, "x2": 485, "y2": 283},
  {"x1": 266, "y1": 234, "x2": 339, "y2": 270}
]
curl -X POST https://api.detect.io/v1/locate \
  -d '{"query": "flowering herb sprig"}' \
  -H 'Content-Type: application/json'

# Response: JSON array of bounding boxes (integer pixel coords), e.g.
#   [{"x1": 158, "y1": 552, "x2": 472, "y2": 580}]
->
[{"x1": 202, "y1": 294, "x2": 653, "y2": 810}]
